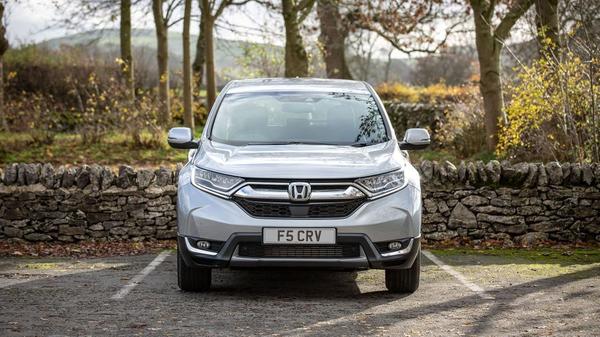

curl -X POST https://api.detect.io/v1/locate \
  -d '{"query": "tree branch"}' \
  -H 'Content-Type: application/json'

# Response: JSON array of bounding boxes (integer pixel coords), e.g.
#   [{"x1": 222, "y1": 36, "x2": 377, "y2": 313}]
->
[{"x1": 494, "y1": 0, "x2": 534, "y2": 42}]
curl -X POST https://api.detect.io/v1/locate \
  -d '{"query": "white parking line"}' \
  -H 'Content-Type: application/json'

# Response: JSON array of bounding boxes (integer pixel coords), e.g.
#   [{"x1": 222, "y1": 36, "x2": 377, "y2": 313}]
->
[
  {"x1": 111, "y1": 251, "x2": 171, "y2": 300},
  {"x1": 422, "y1": 250, "x2": 494, "y2": 300}
]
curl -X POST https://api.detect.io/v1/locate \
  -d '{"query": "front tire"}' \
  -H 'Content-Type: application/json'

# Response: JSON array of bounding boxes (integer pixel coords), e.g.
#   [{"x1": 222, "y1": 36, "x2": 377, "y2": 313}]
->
[
  {"x1": 177, "y1": 249, "x2": 212, "y2": 292},
  {"x1": 385, "y1": 250, "x2": 420, "y2": 293}
]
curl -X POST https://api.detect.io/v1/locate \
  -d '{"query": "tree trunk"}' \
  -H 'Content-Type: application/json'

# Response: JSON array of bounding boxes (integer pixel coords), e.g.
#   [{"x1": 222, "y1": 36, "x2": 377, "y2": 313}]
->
[
  {"x1": 203, "y1": 1, "x2": 217, "y2": 110},
  {"x1": 316, "y1": 0, "x2": 352, "y2": 79},
  {"x1": 473, "y1": 6, "x2": 505, "y2": 152},
  {"x1": 535, "y1": 0, "x2": 560, "y2": 56},
  {"x1": 183, "y1": 0, "x2": 194, "y2": 130},
  {"x1": 282, "y1": 0, "x2": 309, "y2": 77},
  {"x1": 120, "y1": 0, "x2": 134, "y2": 100},
  {"x1": 152, "y1": 0, "x2": 171, "y2": 126},
  {"x1": 0, "y1": 3, "x2": 8, "y2": 131},
  {"x1": 192, "y1": 2, "x2": 205, "y2": 92},
  {"x1": 384, "y1": 48, "x2": 393, "y2": 83}
]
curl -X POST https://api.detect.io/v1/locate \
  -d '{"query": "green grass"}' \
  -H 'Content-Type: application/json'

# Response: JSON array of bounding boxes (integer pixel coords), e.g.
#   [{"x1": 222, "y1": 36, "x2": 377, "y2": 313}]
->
[
  {"x1": 0, "y1": 130, "x2": 194, "y2": 168},
  {"x1": 411, "y1": 149, "x2": 496, "y2": 164},
  {"x1": 429, "y1": 247, "x2": 600, "y2": 265}
]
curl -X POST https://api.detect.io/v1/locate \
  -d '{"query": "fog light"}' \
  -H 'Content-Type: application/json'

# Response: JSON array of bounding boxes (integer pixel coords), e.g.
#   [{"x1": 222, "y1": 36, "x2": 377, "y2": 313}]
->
[
  {"x1": 388, "y1": 241, "x2": 402, "y2": 251},
  {"x1": 196, "y1": 240, "x2": 211, "y2": 249}
]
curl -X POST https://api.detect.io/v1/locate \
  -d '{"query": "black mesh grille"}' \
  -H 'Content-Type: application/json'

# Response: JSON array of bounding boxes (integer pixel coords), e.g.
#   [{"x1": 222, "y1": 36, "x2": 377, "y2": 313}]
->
[
  {"x1": 238, "y1": 242, "x2": 360, "y2": 258},
  {"x1": 234, "y1": 199, "x2": 364, "y2": 218}
]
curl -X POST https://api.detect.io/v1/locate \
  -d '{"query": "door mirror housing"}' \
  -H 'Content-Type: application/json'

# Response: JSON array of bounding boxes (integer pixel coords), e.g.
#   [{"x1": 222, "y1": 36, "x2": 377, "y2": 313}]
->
[
  {"x1": 167, "y1": 127, "x2": 198, "y2": 149},
  {"x1": 399, "y1": 128, "x2": 430, "y2": 150}
]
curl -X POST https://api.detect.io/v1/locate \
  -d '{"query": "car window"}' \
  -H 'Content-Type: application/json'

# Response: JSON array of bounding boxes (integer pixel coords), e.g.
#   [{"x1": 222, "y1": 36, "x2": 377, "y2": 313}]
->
[{"x1": 210, "y1": 91, "x2": 388, "y2": 146}]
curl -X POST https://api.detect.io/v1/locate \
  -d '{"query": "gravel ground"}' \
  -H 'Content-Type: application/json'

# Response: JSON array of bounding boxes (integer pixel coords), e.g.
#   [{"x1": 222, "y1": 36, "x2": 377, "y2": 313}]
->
[{"x1": 0, "y1": 250, "x2": 598, "y2": 336}]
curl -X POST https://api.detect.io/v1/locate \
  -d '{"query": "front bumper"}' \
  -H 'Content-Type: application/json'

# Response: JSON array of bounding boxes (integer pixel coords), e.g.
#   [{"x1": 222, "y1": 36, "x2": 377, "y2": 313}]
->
[{"x1": 178, "y1": 234, "x2": 421, "y2": 270}]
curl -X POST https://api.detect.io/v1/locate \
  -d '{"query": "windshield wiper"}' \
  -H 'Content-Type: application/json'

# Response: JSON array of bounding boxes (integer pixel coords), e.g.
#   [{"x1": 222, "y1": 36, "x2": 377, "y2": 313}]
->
[
  {"x1": 349, "y1": 142, "x2": 371, "y2": 147},
  {"x1": 245, "y1": 141, "x2": 337, "y2": 146}
]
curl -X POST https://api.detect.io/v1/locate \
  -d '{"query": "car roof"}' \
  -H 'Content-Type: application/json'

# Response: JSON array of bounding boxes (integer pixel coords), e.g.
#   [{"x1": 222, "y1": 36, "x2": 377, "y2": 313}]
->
[{"x1": 226, "y1": 78, "x2": 371, "y2": 94}]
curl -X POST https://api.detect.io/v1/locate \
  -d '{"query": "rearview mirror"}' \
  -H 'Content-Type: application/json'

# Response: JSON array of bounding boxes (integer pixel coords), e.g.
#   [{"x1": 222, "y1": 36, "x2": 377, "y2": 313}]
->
[
  {"x1": 399, "y1": 128, "x2": 430, "y2": 150},
  {"x1": 167, "y1": 127, "x2": 198, "y2": 149}
]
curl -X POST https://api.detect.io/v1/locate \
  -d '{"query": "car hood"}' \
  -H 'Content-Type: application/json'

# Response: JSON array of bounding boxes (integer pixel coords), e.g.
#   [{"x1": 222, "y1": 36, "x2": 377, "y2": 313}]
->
[{"x1": 192, "y1": 140, "x2": 407, "y2": 179}]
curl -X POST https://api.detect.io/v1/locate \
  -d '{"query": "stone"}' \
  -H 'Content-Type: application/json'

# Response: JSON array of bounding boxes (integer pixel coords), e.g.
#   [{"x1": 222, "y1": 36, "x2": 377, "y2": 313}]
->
[
  {"x1": 423, "y1": 199, "x2": 438, "y2": 213},
  {"x1": 537, "y1": 164, "x2": 548, "y2": 186},
  {"x1": 109, "y1": 227, "x2": 128, "y2": 235},
  {"x1": 477, "y1": 213, "x2": 525, "y2": 226},
  {"x1": 444, "y1": 161, "x2": 457, "y2": 182},
  {"x1": 523, "y1": 164, "x2": 538, "y2": 187},
  {"x1": 502, "y1": 162, "x2": 529, "y2": 186},
  {"x1": 89, "y1": 224, "x2": 104, "y2": 231},
  {"x1": 424, "y1": 231, "x2": 458, "y2": 241},
  {"x1": 3, "y1": 163, "x2": 18, "y2": 185},
  {"x1": 570, "y1": 163, "x2": 582, "y2": 185},
  {"x1": 4, "y1": 227, "x2": 24, "y2": 238},
  {"x1": 24, "y1": 233, "x2": 53, "y2": 241},
  {"x1": 448, "y1": 203, "x2": 477, "y2": 229},
  {"x1": 472, "y1": 205, "x2": 515, "y2": 215},
  {"x1": 421, "y1": 161, "x2": 433, "y2": 182},
  {"x1": 461, "y1": 195, "x2": 488, "y2": 207},
  {"x1": 117, "y1": 165, "x2": 136, "y2": 188},
  {"x1": 517, "y1": 206, "x2": 544, "y2": 216},
  {"x1": 546, "y1": 162, "x2": 562, "y2": 185},
  {"x1": 437, "y1": 201, "x2": 449, "y2": 214},
  {"x1": 59, "y1": 225, "x2": 85, "y2": 236},
  {"x1": 101, "y1": 167, "x2": 115, "y2": 190},
  {"x1": 62, "y1": 168, "x2": 77, "y2": 188},
  {"x1": 466, "y1": 162, "x2": 477, "y2": 185},
  {"x1": 529, "y1": 221, "x2": 563, "y2": 232},
  {"x1": 155, "y1": 167, "x2": 172, "y2": 186},
  {"x1": 485, "y1": 160, "x2": 501, "y2": 184},
  {"x1": 40, "y1": 163, "x2": 55, "y2": 188},
  {"x1": 519, "y1": 232, "x2": 549, "y2": 246},
  {"x1": 156, "y1": 229, "x2": 177, "y2": 239},
  {"x1": 24, "y1": 163, "x2": 41, "y2": 185},
  {"x1": 457, "y1": 161, "x2": 467, "y2": 183},
  {"x1": 137, "y1": 169, "x2": 155, "y2": 189},
  {"x1": 582, "y1": 164, "x2": 594, "y2": 185},
  {"x1": 476, "y1": 161, "x2": 488, "y2": 184}
]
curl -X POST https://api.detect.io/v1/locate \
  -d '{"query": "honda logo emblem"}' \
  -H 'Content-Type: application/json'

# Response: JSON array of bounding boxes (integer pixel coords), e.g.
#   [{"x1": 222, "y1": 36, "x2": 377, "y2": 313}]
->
[{"x1": 288, "y1": 182, "x2": 311, "y2": 202}]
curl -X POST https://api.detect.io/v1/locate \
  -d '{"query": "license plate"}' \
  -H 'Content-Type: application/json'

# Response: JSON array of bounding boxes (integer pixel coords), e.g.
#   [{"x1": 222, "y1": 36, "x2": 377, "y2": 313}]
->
[{"x1": 262, "y1": 228, "x2": 336, "y2": 245}]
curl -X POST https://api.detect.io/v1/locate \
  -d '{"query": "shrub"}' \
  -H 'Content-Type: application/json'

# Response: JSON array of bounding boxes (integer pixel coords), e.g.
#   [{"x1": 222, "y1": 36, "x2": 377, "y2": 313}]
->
[
  {"x1": 436, "y1": 90, "x2": 488, "y2": 159},
  {"x1": 497, "y1": 51, "x2": 600, "y2": 162},
  {"x1": 375, "y1": 82, "x2": 476, "y2": 103}
]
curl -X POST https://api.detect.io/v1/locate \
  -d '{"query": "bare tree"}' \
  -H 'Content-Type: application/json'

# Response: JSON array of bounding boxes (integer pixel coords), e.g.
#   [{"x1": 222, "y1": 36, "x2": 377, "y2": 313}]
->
[
  {"x1": 201, "y1": 0, "x2": 250, "y2": 109},
  {"x1": 317, "y1": 0, "x2": 352, "y2": 79},
  {"x1": 469, "y1": 0, "x2": 534, "y2": 150},
  {"x1": 349, "y1": 0, "x2": 467, "y2": 56},
  {"x1": 121, "y1": 0, "x2": 134, "y2": 100},
  {"x1": 192, "y1": 0, "x2": 205, "y2": 92},
  {"x1": 281, "y1": 0, "x2": 316, "y2": 77},
  {"x1": 183, "y1": 0, "x2": 194, "y2": 130},
  {"x1": 152, "y1": 0, "x2": 182, "y2": 126},
  {"x1": 0, "y1": 2, "x2": 8, "y2": 130}
]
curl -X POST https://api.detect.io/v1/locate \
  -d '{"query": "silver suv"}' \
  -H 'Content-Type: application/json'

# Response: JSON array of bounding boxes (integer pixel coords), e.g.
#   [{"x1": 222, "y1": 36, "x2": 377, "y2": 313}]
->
[{"x1": 168, "y1": 78, "x2": 430, "y2": 293}]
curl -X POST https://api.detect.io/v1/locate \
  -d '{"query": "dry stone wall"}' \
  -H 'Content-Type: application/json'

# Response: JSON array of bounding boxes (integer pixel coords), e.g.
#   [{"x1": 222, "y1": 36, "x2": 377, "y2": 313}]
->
[{"x1": 0, "y1": 161, "x2": 599, "y2": 244}]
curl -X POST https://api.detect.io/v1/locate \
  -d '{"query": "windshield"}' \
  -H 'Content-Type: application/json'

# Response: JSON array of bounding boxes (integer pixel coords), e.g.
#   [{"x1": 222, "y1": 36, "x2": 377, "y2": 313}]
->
[{"x1": 210, "y1": 91, "x2": 389, "y2": 146}]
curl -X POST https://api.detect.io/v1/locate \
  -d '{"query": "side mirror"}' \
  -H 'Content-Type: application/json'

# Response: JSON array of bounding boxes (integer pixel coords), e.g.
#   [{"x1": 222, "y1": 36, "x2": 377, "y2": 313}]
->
[
  {"x1": 399, "y1": 128, "x2": 430, "y2": 150},
  {"x1": 167, "y1": 127, "x2": 198, "y2": 149}
]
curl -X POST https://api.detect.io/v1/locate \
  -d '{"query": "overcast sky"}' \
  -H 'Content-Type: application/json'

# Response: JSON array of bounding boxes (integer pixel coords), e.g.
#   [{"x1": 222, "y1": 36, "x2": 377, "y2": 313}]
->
[{"x1": 6, "y1": 1, "x2": 279, "y2": 45}]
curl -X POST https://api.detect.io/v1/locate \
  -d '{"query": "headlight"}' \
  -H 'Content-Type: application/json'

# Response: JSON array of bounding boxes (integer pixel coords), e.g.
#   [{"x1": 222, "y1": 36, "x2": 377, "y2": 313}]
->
[
  {"x1": 355, "y1": 170, "x2": 406, "y2": 197},
  {"x1": 191, "y1": 166, "x2": 243, "y2": 196}
]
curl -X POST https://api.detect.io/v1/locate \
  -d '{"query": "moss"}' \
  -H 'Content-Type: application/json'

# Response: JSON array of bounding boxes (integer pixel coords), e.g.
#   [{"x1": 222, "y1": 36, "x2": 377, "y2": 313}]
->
[{"x1": 429, "y1": 248, "x2": 600, "y2": 265}]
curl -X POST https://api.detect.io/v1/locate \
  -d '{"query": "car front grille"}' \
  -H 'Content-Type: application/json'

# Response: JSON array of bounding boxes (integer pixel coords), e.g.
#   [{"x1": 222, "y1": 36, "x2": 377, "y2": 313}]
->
[
  {"x1": 237, "y1": 242, "x2": 361, "y2": 258},
  {"x1": 234, "y1": 198, "x2": 364, "y2": 218}
]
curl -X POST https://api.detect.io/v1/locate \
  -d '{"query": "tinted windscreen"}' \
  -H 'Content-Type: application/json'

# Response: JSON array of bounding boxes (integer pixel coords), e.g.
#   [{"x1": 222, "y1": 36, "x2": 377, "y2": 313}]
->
[{"x1": 210, "y1": 92, "x2": 388, "y2": 146}]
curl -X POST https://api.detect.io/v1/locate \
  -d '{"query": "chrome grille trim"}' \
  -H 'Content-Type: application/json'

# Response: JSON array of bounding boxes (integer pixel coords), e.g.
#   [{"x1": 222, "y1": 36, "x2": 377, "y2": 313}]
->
[{"x1": 233, "y1": 183, "x2": 366, "y2": 201}]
